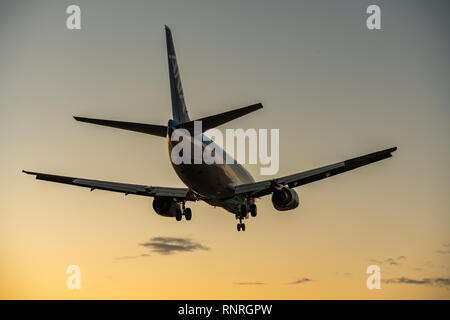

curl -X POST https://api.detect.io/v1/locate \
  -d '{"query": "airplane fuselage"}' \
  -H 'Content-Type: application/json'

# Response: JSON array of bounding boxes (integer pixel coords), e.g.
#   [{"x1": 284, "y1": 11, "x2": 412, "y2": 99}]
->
[{"x1": 167, "y1": 130, "x2": 255, "y2": 214}]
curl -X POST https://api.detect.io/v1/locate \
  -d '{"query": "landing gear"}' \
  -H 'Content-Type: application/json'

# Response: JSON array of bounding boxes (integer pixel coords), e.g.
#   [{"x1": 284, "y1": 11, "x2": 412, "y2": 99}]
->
[
  {"x1": 237, "y1": 205, "x2": 246, "y2": 232},
  {"x1": 175, "y1": 202, "x2": 192, "y2": 221},
  {"x1": 240, "y1": 204, "x2": 247, "y2": 216},
  {"x1": 175, "y1": 208, "x2": 182, "y2": 221},
  {"x1": 236, "y1": 203, "x2": 256, "y2": 231},
  {"x1": 249, "y1": 204, "x2": 257, "y2": 217},
  {"x1": 184, "y1": 207, "x2": 192, "y2": 220},
  {"x1": 237, "y1": 222, "x2": 246, "y2": 232}
]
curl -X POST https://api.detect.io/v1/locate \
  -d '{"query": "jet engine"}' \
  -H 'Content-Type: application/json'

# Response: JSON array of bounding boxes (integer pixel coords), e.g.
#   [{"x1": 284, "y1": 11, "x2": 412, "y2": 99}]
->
[
  {"x1": 271, "y1": 187, "x2": 299, "y2": 211},
  {"x1": 152, "y1": 197, "x2": 181, "y2": 217}
]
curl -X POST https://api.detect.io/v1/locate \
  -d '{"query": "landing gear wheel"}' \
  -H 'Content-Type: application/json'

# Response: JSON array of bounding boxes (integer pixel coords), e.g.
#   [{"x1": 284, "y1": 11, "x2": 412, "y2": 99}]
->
[
  {"x1": 237, "y1": 223, "x2": 241, "y2": 232},
  {"x1": 175, "y1": 208, "x2": 182, "y2": 221},
  {"x1": 184, "y1": 207, "x2": 192, "y2": 220},
  {"x1": 241, "y1": 223, "x2": 246, "y2": 231},
  {"x1": 240, "y1": 204, "x2": 247, "y2": 216},
  {"x1": 249, "y1": 204, "x2": 257, "y2": 217}
]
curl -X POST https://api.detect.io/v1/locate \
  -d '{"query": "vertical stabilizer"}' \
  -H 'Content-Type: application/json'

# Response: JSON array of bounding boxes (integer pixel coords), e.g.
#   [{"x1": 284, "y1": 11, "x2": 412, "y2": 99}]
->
[{"x1": 165, "y1": 25, "x2": 190, "y2": 124}]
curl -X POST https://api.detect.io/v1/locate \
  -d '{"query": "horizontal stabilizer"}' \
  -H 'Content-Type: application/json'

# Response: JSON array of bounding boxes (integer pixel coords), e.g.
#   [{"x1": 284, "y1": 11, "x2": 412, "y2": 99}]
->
[
  {"x1": 73, "y1": 117, "x2": 167, "y2": 137},
  {"x1": 176, "y1": 103, "x2": 263, "y2": 134}
]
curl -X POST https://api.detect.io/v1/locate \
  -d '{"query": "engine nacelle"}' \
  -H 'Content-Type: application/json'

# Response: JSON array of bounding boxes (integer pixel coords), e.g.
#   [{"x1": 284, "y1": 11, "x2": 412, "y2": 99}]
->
[
  {"x1": 152, "y1": 197, "x2": 181, "y2": 217},
  {"x1": 271, "y1": 187, "x2": 299, "y2": 211}
]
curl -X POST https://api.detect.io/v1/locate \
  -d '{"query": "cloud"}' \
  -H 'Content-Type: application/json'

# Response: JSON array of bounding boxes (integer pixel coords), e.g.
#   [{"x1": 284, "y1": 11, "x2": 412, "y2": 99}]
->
[
  {"x1": 235, "y1": 282, "x2": 266, "y2": 285},
  {"x1": 114, "y1": 254, "x2": 150, "y2": 260},
  {"x1": 436, "y1": 243, "x2": 450, "y2": 255},
  {"x1": 289, "y1": 277, "x2": 312, "y2": 285},
  {"x1": 385, "y1": 258, "x2": 399, "y2": 265},
  {"x1": 370, "y1": 256, "x2": 406, "y2": 266},
  {"x1": 140, "y1": 236, "x2": 210, "y2": 255},
  {"x1": 383, "y1": 277, "x2": 450, "y2": 288},
  {"x1": 434, "y1": 278, "x2": 450, "y2": 287}
]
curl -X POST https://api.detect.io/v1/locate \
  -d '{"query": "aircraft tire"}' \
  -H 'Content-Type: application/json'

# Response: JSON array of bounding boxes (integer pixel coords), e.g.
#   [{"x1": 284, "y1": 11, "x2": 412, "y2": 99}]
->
[
  {"x1": 240, "y1": 205, "x2": 247, "y2": 216},
  {"x1": 184, "y1": 208, "x2": 192, "y2": 220},
  {"x1": 249, "y1": 204, "x2": 257, "y2": 217},
  {"x1": 175, "y1": 208, "x2": 182, "y2": 221}
]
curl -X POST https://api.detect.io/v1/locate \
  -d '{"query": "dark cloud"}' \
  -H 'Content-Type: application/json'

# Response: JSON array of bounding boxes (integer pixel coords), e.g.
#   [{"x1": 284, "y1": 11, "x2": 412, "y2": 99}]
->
[
  {"x1": 115, "y1": 253, "x2": 150, "y2": 260},
  {"x1": 434, "y1": 278, "x2": 450, "y2": 287},
  {"x1": 289, "y1": 278, "x2": 312, "y2": 285},
  {"x1": 385, "y1": 258, "x2": 399, "y2": 265},
  {"x1": 383, "y1": 277, "x2": 450, "y2": 288},
  {"x1": 140, "y1": 236, "x2": 210, "y2": 255},
  {"x1": 235, "y1": 282, "x2": 266, "y2": 285}
]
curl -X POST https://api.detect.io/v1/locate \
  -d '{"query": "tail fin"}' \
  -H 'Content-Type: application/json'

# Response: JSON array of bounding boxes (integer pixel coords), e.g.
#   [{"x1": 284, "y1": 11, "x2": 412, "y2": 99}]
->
[{"x1": 165, "y1": 25, "x2": 190, "y2": 124}]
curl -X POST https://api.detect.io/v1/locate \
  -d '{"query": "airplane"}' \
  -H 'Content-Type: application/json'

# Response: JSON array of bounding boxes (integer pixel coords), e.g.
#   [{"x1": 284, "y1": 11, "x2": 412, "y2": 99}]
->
[{"x1": 23, "y1": 25, "x2": 397, "y2": 232}]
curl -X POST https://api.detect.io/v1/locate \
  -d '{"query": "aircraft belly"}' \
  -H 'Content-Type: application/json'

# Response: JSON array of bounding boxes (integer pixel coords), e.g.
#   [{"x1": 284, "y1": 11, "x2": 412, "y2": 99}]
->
[{"x1": 172, "y1": 163, "x2": 236, "y2": 199}]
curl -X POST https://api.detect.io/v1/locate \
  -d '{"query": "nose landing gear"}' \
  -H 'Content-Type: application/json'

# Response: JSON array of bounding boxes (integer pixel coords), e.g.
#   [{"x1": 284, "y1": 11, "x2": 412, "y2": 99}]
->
[{"x1": 236, "y1": 204, "x2": 256, "y2": 232}]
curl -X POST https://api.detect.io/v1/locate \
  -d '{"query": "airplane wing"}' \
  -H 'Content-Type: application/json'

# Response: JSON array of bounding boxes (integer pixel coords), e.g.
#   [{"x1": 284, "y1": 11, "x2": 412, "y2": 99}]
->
[
  {"x1": 22, "y1": 170, "x2": 195, "y2": 200},
  {"x1": 234, "y1": 147, "x2": 397, "y2": 198}
]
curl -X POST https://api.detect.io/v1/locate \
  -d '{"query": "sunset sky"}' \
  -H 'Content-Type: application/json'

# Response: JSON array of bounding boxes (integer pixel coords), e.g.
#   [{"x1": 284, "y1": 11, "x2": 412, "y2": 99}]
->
[{"x1": 1, "y1": 0, "x2": 449, "y2": 299}]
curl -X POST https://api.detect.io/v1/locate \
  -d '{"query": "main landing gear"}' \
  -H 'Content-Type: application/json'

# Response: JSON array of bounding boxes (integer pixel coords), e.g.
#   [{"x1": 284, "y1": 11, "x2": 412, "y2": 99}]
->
[
  {"x1": 236, "y1": 204, "x2": 257, "y2": 232},
  {"x1": 176, "y1": 202, "x2": 192, "y2": 221}
]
